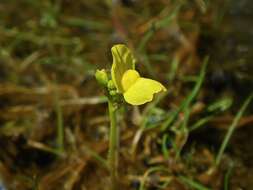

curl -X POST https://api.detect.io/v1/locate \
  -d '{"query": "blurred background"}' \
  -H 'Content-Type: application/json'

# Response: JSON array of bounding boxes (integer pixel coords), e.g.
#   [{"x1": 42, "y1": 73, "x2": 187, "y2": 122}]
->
[{"x1": 0, "y1": 0, "x2": 253, "y2": 189}]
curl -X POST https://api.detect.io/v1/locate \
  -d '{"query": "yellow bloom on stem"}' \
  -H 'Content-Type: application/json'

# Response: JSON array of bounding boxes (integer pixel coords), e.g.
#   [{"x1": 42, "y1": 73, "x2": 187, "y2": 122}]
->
[{"x1": 111, "y1": 44, "x2": 166, "y2": 105}]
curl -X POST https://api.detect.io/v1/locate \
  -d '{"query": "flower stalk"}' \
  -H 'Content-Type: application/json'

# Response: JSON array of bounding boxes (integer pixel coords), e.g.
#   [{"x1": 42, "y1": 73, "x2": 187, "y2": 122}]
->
[{"x1": 108, "y1": 98, "x2": 119, "y2": 190}]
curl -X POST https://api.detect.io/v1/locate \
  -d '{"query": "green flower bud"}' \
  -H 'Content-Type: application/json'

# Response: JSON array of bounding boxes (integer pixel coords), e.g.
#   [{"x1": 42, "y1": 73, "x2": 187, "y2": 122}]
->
[
  {"x1": 109, "y1": 89, "x2": 117, "y2": 96},
  {"x1": 95, "y1": 69, "x2": 108, "y2": 87},
  {"x1": 107, "y1": 80, "x2": 116, "y2": 90}
]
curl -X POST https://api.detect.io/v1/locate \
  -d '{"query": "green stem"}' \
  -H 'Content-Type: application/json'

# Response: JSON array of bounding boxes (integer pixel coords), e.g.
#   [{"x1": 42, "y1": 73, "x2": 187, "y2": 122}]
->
[
  {"x1": 55, "y1": 88, "x2": 64, "y2": 154},
  {"x1": 108, "y1": 99, "x2": 119, "y2": 190}
]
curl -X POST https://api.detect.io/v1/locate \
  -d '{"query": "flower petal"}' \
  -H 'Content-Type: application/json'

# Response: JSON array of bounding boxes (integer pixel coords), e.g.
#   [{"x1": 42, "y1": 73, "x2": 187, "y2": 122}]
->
[
  {"x1": 111, "y1": 44, "x2": 135, "y2": 92},
  {"x1": 121, "y1": 69, "x2": 140, "y2": 92},
  {"x1": 123, "y1": 77, "x2": 166, "y2": 105}
]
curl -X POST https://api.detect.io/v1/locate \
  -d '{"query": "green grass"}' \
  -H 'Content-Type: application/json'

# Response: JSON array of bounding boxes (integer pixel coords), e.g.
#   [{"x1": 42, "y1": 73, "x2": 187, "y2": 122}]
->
[
  {"x1": 161, "y1": 56, "x2": 208, "y2": 131},
  {"x1": 179, "y1": 176, "x2": 210, "y2": 190},
  {"x1": 215, "y1": 93, "x2": 253, "y2": 166}
]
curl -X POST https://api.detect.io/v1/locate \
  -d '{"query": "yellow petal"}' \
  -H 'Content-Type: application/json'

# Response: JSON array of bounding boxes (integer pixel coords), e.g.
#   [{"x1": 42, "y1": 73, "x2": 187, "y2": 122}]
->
[
  {"x1": 123, "y1": 77, "x2": 166, "y2": 105},
  {"x1": 121, "y1": 69, "x2": 140, "y2": 92},
  {"x1": 111, "y1": 44, "x2": 135, "y2": 92}
]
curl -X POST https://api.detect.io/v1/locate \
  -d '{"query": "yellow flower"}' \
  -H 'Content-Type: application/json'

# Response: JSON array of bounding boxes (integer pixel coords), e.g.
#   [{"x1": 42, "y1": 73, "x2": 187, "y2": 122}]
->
[{"x1": 111, "y1": 44, "x2": 166, "y2": 105}]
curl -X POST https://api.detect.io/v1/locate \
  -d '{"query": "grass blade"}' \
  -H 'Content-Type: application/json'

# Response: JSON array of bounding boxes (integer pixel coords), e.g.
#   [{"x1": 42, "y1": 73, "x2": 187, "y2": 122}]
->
[
  {"x1": 179, "y1": 176, "x2": 211, "y2": 190},
  {"x1": 215, "y1": 93, "x2": 253, "y2": 166},
  {"x1": 161, "y1": 57, "x2": 208, "y2": 131}
]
